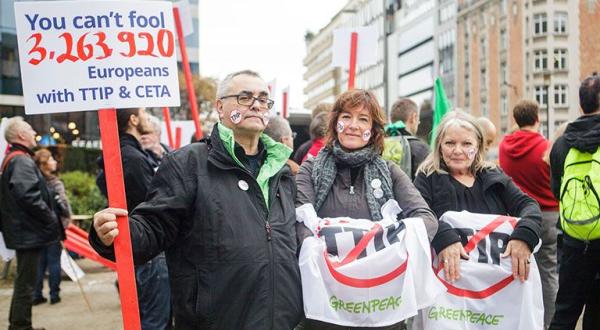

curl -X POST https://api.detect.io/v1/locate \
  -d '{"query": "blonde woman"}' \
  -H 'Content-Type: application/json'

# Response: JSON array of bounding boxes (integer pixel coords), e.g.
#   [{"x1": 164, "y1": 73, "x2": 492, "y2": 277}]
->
[{"x1": 414, "y1": 111, "x2": 541, "y2": 283}]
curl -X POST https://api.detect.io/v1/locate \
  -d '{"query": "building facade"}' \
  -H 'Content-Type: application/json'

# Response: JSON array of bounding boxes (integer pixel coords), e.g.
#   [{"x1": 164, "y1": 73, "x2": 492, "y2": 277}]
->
[{"x1": 456, "y1": 0, "x2": 600, "y2": 140}]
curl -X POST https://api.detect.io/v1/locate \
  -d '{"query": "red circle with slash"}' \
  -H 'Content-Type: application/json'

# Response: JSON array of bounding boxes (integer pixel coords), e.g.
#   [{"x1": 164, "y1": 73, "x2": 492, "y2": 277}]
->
[
  {"x1": 323, "y1": 223, "x2": 409, "y2": 288},
  {"x1": 436, "y1": 215, "x2": 518, "y2": 298}
]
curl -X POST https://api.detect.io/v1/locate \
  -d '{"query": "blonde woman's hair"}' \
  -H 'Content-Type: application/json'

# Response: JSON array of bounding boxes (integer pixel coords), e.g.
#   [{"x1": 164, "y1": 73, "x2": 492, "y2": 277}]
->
[{"x1": 417, "y1": 110, "x2": 496, "y2": 176}]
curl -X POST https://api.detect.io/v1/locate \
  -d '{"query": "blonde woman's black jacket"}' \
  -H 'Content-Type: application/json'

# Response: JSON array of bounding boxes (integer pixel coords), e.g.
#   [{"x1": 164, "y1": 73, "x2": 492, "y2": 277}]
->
[
  {"x1": 414, "y1": 168, "x2": 542, "y2": 253},
  {"x1": 89, "y1": 125, "x2": 303, "y2": 329},
  {"x1": 0, "y1": 144, "x2": 60, "y2": 250}
]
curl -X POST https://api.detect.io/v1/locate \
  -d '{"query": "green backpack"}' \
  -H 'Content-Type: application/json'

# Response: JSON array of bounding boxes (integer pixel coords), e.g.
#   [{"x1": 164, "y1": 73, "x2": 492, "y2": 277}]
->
[
  {"x1": 559, "y1": 146, "x2": 600, "y2": 241},
  {"x1": 383, "y1": 135, "x2": 414, "y2": 178}
]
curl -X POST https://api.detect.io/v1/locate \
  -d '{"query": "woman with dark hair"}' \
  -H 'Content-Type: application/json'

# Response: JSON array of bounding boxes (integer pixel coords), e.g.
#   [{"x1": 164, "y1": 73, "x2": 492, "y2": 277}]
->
[
  {"x1": 296, "y1": 89, "x2": 437, "y2": 329},
  {"x1": 32, "y1": 148, "x2": 71, "y2": 305}
]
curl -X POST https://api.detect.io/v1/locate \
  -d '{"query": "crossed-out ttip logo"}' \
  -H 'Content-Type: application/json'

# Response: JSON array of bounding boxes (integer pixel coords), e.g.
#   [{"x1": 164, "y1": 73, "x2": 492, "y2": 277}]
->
[
  {"x1": 435, "y1": 215, "x2": 518, "y2": 298},
  {"x1": 318, "y1": 218, "x2": 409, "y2": 288}
]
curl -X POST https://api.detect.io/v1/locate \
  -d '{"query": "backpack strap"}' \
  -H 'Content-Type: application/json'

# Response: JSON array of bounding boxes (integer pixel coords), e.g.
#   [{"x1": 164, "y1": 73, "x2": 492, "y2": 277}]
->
[{"x1": 0, "y1": 150, "x2": 27, "y2": 173}]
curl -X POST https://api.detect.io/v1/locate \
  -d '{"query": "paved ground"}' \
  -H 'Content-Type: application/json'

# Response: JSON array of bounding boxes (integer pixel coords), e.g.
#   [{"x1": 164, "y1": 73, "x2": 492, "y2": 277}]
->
[{"x1": 0, "y1": 258, "x2": 123, "y2": 330}]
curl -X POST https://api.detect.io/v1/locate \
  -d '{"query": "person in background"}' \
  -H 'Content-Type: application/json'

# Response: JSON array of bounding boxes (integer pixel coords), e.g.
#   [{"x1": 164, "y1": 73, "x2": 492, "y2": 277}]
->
[
  {"x1": 293, "y1": 103, "x2": 332, "y2": 164},
  {"x1": 296, "y1": 89, "x2": 438, "y2": 330},
  {"x1": 384, "y1": 98, "x2": 429, "y2": 179},
  {"x1": 476, "y1": 117, "x2": 497, "y2": 152},
  {"x1": 498, "y1": 100, "x2": 558, "y2": 328},
  {"x1": 263, "y1": 115, "x2": 299, "y2": 175},
  {"x1": 0, "y1": 117, "x2": 60, "y2": 330},
  {"x1": 549, "y1": 74, "x2": 600, "y2": 330},
  {"x1": 302, "y1": 111, "x2": 329, "y2": 163},
  {"x1": 140, "y1": 115, "x2": 171, "y2": 165},
  {"x1": 31, "y1": 148, "x2": 71, "y2": 306},
  {"x1": 414, "y1": 111, "x2": 541, "y2": 285}
]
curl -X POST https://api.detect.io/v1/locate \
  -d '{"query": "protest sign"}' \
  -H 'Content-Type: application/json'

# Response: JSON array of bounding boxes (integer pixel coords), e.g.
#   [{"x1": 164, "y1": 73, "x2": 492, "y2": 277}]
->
[
  {"x1": 297, "y1": 200, "x2": 445, "y2": 327},
  {"x1": 14, "y1": 2, "x2": 182, "y2": 328},
  {"x1": 14, "y1": 1, "x2": 181, "y2": 114},
  {"x1": 415, "y1": 211, "x2": 544, "y2": 330},
  {"x1": 332, "y1": 26, "x2": 377, "y2": 89}
]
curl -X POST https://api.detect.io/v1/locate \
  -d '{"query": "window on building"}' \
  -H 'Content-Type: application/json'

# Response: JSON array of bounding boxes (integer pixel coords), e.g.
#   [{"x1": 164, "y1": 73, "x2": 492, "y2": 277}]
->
[
  {"x1": 438, "y1": 29, "x2": 455, "y2": 75},
  {"x1": 501, "y1": 61, "x2": 507, "y2": 83},
  {"x1": 500, "y1": 0, "x2": 507, "y2": 16},
  {"x1": 553, "y1": 12, "x2": 568, "y2": 34},
  {"x1": 500, "y1": 29, "x2": 507, "y2": 50},
  {"x1": 533, "y1": 13, "x2": 547, "y2": 36},
  {"x1": 553, "y1": 49, "x2": 567, "y2": 70},
  {"x1": 534, "y1": 49, "x2": 548, "y2": 71},
  {"x1": 501, "y1": 94, "x2": 508, "y2": 115},
  {"x1": 481, "y1": 66, "x2": 487, "y2": 91},
  {"x1": 554, "y1": 84, "x2": 568, "y2": 106},
  {"x1": 535, "y1": 85, "x2": 548, "y2": 106}
]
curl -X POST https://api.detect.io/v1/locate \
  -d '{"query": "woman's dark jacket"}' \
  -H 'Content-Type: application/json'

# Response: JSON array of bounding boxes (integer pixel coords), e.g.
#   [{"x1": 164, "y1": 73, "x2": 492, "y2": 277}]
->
[
  {"x1": 90, "y1": 125, "x2": 302, "y2": 329},
  {"x1": 413, "y1": 168, "x2": 542, "y2": 253}
]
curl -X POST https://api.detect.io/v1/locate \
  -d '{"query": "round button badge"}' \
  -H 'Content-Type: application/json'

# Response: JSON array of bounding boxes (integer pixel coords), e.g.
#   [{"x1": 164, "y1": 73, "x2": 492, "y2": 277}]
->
[
  {"x1": 370, "y1": 179, "x2": 382, "y2": 189},
  {"x1": 238, "y1": 180, "x2": 249, "y2": 191}
]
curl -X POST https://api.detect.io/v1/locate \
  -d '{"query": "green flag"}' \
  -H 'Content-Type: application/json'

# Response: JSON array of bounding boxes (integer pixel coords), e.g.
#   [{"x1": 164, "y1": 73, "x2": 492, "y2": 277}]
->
[{"x1": 430, "y1": 77, "x2": 452, "y2": 147}]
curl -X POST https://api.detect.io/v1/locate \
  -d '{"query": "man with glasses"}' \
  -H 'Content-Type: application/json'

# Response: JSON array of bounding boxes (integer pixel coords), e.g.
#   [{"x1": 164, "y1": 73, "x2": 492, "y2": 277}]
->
[{"x1": 89, "y1": 70, "x2": 303, "y2": 329}]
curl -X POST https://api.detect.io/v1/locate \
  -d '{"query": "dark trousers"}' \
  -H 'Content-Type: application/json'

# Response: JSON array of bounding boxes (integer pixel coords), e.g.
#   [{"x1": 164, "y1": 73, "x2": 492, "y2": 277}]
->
[
  {"x1": 136, "y1": 253, "x2": 172, "y2": 330},
  {"x1": 9, "y1": 248, "x2": 41, "y2": 330},
  {"x1": 34, "y1": 241, "x2": 62, "y2": 300},
  {"x1": 549, "y1": 238, "x2": 600, "y2": 330}
]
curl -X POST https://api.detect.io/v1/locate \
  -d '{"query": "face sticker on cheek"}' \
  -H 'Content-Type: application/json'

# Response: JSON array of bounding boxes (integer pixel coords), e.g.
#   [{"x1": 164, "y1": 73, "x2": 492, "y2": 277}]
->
[
  {"x1": 336, "y1": 121, "x2": 345, "y2": 133},
  {"x1": 262, "y1": 111, "x2": 272, "y2": 126},
  {"x1": 362, "y1": 130, "x2": 372, "y2": 142},
  {"x1": 230, "y1": 110, "x2": 242, "y2": 124},
  {"x1": 466, "y1": 148, "x2": 477, "y2": 160}
]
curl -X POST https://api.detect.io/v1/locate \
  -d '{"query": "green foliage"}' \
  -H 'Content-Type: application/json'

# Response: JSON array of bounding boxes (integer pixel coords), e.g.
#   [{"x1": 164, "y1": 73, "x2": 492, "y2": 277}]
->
[
  {"x1": 61, "y1": 171, "x2": 106, "y2": 229},
  {"x1": 58, "y1": 146, "x2": 102, "y2": 174}
]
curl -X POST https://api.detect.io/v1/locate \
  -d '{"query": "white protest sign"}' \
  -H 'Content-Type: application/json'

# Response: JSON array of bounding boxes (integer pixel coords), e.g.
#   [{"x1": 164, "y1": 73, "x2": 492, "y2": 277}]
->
[
  {"x1": 332, "y1": 26, "x2": 378, "y2": 68},
  {"x1": 160, "y1": 119, "x2": 196, "y2": 147},
  {"x1": 60, "y1": 249, "x2": 85, "y2": 282},
  {"x1": 415, "y1": 211, "x2": 544, "y2": 330},
  {"x1": 297, "y1": 201, "x2": 445, "y2": 327},
  {"x1": 14, "y1": 1, "x2": 181, "y2": 114},
  {"x1": 173, "y1": 0, "x2": 194, "y2": 37}
]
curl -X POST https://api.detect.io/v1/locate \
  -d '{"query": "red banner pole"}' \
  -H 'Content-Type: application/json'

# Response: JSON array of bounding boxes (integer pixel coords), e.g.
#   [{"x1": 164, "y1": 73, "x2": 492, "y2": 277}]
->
[
  {"x1": 98, "y1": 109, "x2": 141, "y2": 330},
  {"x1": 175, "y1": 127, "x2": 182, "y2": 149},
  {"x1": 348, "y1": 32, "x2": 358, "y2": 90},
  {"x1": 282, "y1": 91, "x2": 288, "y2": 119},
  {"x1": 173, "y1": 7, "x2": 202, "y2": 140},
  {"x1": 162, "y1": 107, "x2": 175, "y2": 149}
]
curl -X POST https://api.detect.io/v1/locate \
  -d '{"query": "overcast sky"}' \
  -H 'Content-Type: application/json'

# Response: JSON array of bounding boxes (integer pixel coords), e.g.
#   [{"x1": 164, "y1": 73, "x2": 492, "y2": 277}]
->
[{"x1": 198, "y1": 0, "x2": 347, "y2": 112}]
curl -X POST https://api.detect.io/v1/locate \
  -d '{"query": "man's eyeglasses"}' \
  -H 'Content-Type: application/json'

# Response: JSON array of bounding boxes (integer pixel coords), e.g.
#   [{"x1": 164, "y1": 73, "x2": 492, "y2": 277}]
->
[{"x1": 220, "y1": 93, "x2": 274, "y2": 110}]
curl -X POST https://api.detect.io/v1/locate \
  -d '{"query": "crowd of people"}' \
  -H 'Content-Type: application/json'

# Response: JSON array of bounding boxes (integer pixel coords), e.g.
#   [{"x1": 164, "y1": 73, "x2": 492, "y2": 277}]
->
[{"x1": 1, "y1": 70, "x2": 599, "y2": 330}]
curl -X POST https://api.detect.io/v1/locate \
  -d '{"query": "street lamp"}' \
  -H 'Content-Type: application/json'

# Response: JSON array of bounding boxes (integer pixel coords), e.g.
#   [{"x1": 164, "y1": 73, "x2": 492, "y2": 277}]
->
[{"x1": 542, "y1": 71, "x2": 551, "y2": 139}]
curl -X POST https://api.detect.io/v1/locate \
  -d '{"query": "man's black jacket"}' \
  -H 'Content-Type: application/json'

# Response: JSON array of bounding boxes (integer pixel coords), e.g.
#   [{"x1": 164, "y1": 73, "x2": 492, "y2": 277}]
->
[
  {"x1": 97, "y1": 133, "x2": 158, "y2": 211},
  {"x1": 0, "y1": 144, "x2": 60, "y2": 250},
  {"x1": 90, "y1": 126, "x2": 303, "y2": 329}
]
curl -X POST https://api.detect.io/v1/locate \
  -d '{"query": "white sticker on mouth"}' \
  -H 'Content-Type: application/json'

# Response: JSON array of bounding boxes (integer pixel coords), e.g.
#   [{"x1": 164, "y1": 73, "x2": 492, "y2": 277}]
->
[{"x1": 230, "y1": 110, "x2": 242, "y2": 124}]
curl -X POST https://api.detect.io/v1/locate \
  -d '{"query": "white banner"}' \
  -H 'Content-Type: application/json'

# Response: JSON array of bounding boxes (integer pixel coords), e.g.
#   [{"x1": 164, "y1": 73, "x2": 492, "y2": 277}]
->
[
  {"x1": 415, "y1": 211, "x2": 543, "y2": 330},
  {"x1": 297, "y1": 200, "x2": 445, "y2": 327},
  {"x1": 0, "y1": 232, "x2": 15, "y2": 262},
  {"x1": 14, "y1": 1, "x2": 181, "y2": 114},
  {"x1": 60, "y1": 249, "x2": 85, "y2": 282}
]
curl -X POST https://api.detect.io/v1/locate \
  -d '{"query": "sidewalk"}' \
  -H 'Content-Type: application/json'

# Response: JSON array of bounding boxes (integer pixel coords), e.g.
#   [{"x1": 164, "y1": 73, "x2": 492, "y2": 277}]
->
[{"x1": 0, "y1": 258, "x2": 123, "y2": 330}]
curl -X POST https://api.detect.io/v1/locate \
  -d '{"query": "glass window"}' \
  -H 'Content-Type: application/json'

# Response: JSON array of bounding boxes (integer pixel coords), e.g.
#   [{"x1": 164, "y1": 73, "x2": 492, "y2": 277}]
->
[
  {"x1": 500, "y1": 29, "x2": 507, "y2": 50},
  {"x1": 533, "y1": 13, "x2": 547, "y2": 36},
  {"x1": 553, "y1": 49, "x2": 567, "y2": 70},
  {"x1": 554, "y1": 12, "x2": 568, "y2": 34},
  {"x1": 554, "y1": 84, "x2": 568, "y2": 106},
  {"x1": 535, "y1": 85, "x2": 548, "y2": 106},
  {"x1": 534, "y1": 49, "x2": 548, "y2": 71}
]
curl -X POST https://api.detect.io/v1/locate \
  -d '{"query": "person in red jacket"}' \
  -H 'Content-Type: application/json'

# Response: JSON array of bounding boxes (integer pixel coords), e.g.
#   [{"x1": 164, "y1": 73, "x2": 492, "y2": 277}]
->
[{"x1": 499, "y1": 100, "x2": 558, "y2": 328}]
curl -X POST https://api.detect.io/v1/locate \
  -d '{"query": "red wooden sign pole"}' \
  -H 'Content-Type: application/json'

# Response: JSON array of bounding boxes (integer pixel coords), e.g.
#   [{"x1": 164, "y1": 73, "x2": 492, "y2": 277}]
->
[
  {"x1": 162, "y1": 107, "x2": 175, "y2": 149},
  {"x1": 98, "y1": 108, "x2": 141, "y2": 330},
  {"x1": 282, "y1": 91, "x2": 288, "y2": 119},
  {"x1": 173, "y1": 7, "x2": 202, "y2": 140},
  {"x1": 348, "y1": 32, "x2": 358, "y2": 90}
]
